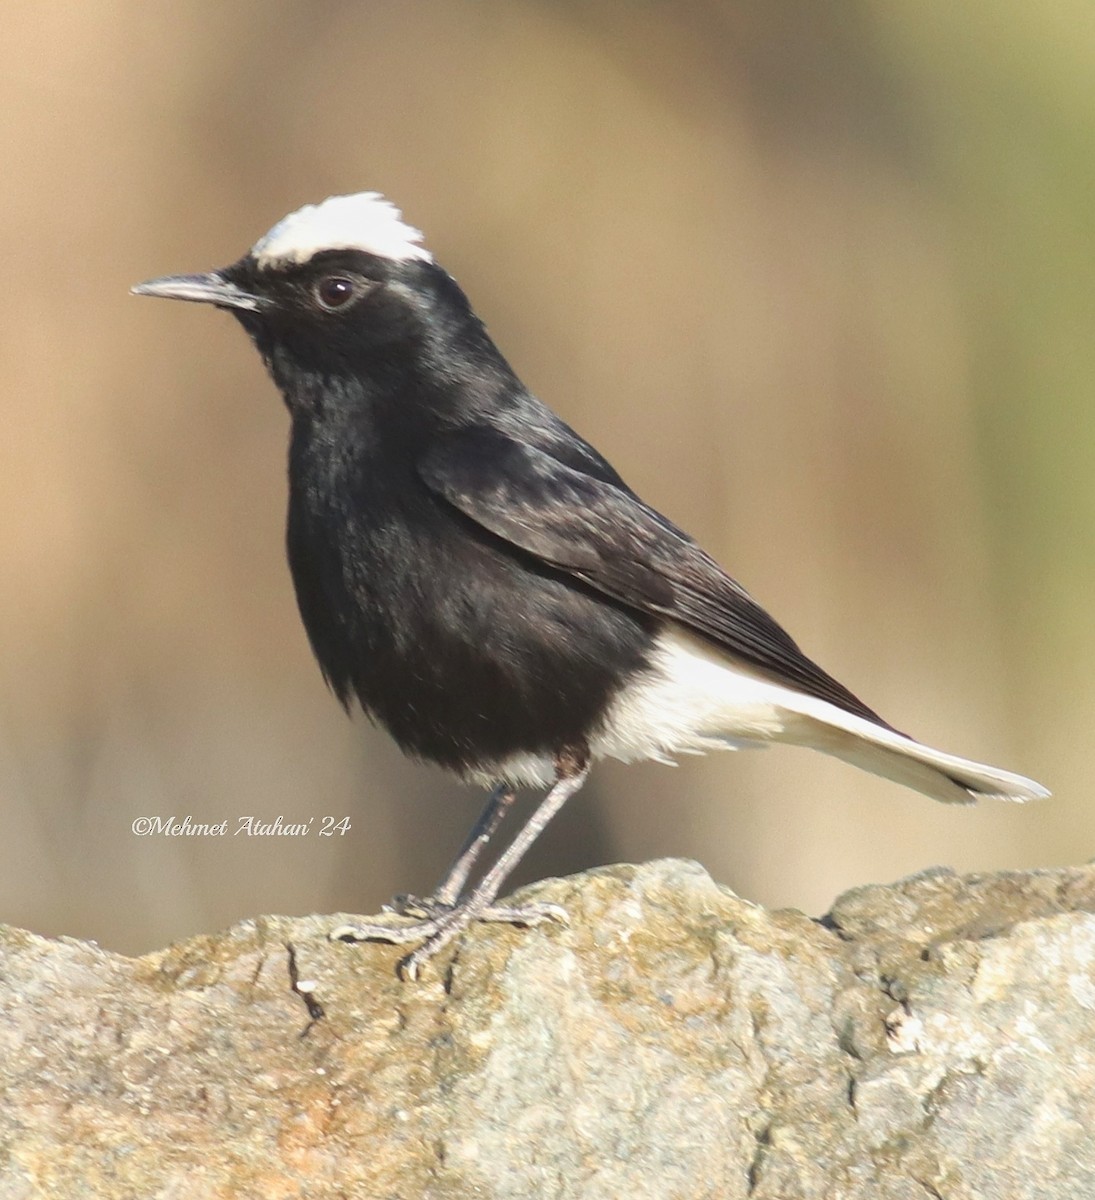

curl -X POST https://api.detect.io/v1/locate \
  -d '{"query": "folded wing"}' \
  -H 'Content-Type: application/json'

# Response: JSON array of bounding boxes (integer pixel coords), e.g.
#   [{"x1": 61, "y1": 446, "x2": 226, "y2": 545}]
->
[{"x1": 419, "y1": 425, "x2": 891, "y2": 729}]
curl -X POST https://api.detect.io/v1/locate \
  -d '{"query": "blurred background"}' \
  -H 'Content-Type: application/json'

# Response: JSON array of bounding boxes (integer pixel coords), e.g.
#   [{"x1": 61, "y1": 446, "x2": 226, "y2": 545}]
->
[{"x1": 2, "y1": 2, "x2": 1090, "y2": 954}]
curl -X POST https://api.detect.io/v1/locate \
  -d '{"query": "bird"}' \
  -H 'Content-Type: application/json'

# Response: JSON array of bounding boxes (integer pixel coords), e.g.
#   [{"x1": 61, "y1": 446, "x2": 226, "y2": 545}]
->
[{"x1": 133, "y1": 192, "x2": 1049, "y2": 979}]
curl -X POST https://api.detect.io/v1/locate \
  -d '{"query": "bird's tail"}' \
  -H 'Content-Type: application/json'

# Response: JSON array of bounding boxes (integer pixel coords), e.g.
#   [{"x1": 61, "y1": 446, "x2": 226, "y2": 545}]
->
[{"x1": 782, "y1": 694, "x2": 1049, "y2": 805}]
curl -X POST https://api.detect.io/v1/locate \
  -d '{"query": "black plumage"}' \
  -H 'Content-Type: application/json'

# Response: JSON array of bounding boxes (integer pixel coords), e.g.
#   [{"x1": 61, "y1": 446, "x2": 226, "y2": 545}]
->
[
  {"x1": 234, "y1": 250, "x2": 661, "y2": 775},
  {"x1": 220, "y1": 246, "x2": 885, "y2": 758},
  {"x1": 133, "y1": 192, "x2": 1048, "y2": 979}
]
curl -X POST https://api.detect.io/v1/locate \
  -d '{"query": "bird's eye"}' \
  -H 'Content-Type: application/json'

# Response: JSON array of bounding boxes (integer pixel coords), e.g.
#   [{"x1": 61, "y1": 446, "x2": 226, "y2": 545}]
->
[{"x1": 314, "y1": 276, "x2": 361, "y2": 310}]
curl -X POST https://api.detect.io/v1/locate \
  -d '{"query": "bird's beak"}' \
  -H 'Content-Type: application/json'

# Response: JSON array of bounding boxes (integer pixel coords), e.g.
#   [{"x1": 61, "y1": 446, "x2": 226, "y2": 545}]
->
[{"x1": 131, "y1": 271, "x2": 263, "y2": 312}]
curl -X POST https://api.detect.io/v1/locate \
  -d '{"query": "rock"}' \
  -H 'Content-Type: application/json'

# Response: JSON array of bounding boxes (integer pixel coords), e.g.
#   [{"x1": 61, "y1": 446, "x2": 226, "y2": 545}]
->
[{"x1": 1, "y1": 858, "x2": 1094, "y2": 1198}]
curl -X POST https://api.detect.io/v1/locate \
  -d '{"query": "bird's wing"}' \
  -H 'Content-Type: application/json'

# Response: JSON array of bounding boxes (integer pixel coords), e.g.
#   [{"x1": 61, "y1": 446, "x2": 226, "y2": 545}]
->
[{"x1": 419, "y1": 426, "x2": 890, "y2": 726}]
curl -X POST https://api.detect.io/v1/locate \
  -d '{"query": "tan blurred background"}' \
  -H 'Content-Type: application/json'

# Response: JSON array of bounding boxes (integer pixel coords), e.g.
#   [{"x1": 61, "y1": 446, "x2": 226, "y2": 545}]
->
[{"x1": 1, "y1": 2, "x2": 1089, "y2": 954}]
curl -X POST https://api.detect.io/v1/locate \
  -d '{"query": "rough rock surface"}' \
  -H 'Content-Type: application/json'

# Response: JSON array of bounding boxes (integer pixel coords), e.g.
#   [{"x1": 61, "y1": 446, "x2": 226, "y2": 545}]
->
[{"x1": 1, "y1": 858, "x2": 1094, "y2": 1199}]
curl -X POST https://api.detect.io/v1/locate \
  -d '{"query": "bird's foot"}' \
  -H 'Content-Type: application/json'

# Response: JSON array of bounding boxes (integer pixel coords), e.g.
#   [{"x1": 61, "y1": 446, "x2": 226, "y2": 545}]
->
[
  {"x1": 382, "y1": 892, "x2": 567, "y2": 924},
  {"x1": 329, "y1": 896, "x2": 568, "y2": 981}
]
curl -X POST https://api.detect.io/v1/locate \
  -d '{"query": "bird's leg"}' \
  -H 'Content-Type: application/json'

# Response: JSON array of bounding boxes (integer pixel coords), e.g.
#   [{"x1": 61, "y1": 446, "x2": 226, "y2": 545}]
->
[
  {"x1": 386, "y1": 782, "x2": 516, "y2": 918},
  {"x1": 452, "y1": 750, "x2": 587, "y2": 916},
  {"x1": 434, "y1": 781, "x2": 517, "y2": 905},
  {"x1": 330, "y1": 748, "x2": 590, "y2": 980}
]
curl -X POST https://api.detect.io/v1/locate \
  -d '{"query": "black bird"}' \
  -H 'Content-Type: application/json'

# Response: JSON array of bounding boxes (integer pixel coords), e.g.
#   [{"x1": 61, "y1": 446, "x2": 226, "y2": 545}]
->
[{"x1": 133, "y1": 192, "x2": 1048, "y2": 979}]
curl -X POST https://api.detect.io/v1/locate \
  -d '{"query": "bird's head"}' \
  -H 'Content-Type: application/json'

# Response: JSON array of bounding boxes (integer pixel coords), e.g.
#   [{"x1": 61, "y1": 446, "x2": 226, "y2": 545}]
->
[{"x1": 133, "y1": 192, "x2": 512, "y2": 419}]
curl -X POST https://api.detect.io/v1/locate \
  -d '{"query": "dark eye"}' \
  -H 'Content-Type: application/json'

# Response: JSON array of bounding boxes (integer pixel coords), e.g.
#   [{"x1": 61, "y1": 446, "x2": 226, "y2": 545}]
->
[{"x1": 314, "y1": 275, "x2": 361, "y2": 310}]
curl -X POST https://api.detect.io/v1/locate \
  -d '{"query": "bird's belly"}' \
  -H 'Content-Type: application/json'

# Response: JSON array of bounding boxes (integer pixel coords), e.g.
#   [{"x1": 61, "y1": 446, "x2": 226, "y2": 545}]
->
[
  {"x1": 299, "y1": 520, "x2": 656, "y2": 782},
  {"x1": 463, "y1": 626, "x2": 794, "y2": 785}
]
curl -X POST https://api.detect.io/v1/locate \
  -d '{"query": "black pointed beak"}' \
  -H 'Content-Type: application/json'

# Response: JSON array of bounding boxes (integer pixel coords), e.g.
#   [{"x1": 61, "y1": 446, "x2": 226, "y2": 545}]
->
[{"x1": 131, "y1": 271, "x2": 263, "y2": 312}]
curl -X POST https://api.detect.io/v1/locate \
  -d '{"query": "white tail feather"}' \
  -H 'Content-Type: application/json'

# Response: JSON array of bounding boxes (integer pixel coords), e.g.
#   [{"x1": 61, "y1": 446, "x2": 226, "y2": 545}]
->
[
  {"x1": 596, "y1": 628, "x2": 1050, "y2": 806},
  {"x1": 780, "y1": 693, "x2": 1050, "y2": 805}
]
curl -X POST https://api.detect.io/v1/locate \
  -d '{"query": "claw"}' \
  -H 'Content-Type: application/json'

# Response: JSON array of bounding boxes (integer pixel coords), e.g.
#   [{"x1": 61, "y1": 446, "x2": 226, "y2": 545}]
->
[{"x1": 399, "y1": 953, "x2": 424, "y2": 983}]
